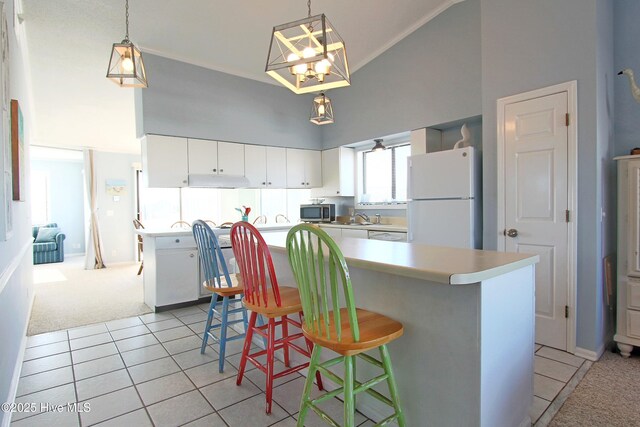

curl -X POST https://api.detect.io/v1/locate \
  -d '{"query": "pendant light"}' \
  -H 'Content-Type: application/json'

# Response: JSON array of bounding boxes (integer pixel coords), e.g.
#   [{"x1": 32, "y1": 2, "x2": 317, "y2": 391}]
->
[
  {"x1": 309, "y1": 93, "x2": 334, "y2": 125},
  {"x1": 372, "y1": 139, "x2": 386, "y2": 152},
  {"x1": 106, "y1": 0, "x2": 148, "y2": 88},
  {"x1": 266, "y1": 0, "x2": 350, "y2": 94}
]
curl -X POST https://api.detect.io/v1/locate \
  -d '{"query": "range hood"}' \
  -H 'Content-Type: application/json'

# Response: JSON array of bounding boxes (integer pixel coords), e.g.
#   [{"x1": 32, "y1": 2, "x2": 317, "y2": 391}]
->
[{"x1": 188, "y1": 174, "x2": 250, "y2": 188}]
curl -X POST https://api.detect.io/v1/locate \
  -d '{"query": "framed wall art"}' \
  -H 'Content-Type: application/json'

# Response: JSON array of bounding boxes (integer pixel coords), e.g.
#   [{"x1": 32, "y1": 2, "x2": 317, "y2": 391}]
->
[{"x1": 11, "y1": 99, "x2": 23, "y2": 201}]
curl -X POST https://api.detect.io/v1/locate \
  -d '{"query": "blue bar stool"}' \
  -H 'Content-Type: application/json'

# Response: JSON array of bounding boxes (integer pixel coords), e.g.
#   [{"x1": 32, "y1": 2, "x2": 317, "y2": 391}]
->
[{"x1": 192, "y1": 220, "x2": 249, "y2": 373}]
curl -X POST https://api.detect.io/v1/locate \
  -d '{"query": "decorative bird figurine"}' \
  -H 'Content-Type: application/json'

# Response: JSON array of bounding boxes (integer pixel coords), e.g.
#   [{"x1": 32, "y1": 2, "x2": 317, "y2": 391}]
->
[
  {"x1": 453, "y1": 123, "x2": 471, "y2": 149},
  {"x1": 619, "y1": 68, "x2": 640, "y2": 103}
]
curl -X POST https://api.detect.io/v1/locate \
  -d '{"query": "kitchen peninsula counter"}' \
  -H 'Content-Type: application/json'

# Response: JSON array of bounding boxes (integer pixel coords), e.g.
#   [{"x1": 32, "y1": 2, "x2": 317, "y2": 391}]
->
[{"x1": 262, "y1": 232, "x2": 539, "y2": 427}]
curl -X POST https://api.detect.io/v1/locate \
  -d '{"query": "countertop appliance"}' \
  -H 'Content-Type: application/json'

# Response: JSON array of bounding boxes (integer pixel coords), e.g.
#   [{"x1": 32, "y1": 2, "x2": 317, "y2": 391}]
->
[
  {"x1": 407, "y1": 147, "x2": 481, "y2": 249},
  {"x1": 300, "y1": 203, "x2": 335, "y2": 223}
]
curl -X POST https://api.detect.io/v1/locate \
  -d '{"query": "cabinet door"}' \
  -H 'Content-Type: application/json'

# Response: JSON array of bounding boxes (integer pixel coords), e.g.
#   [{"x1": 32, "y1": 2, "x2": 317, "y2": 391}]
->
[
  {"x1": 318, "y1": 148, "x2": 340, "y2": 195},
  {"x1": 341, "y1": 228, "x2": 368, "y2": 239},
  {"x1": 319, "y1": 226, "x2": 342, "y2": 239},
  {"x1": 266, "y1": 147, "x2": 287, "y2": 188},
  {"x1": 338, "y1": 147, "x2": 355, "y2": 196},
  {"x1": 628, "y1": 161, "x2": 640, "y2": 276},
  {"x1": 155, "y1": 248, "x2": 199, "y2": 306},
  {"x1": 143, "y1": 135, "x2": 189, "y2": 188},
  {"x1": 218, "y1": 141, "x2": 245, "y2": 176},
  {"x1": 188, "y1": 139, "x2": 218, "y2": 174},
  {"x1": 286, "y1": 148, "x2": 306, "y2": 188},
  {"x1": 305, "y1": 150, "x2": 322, "y2": 187},
  {"x1": 245, "y1": 145, "x2": 267, "y2": 187}
]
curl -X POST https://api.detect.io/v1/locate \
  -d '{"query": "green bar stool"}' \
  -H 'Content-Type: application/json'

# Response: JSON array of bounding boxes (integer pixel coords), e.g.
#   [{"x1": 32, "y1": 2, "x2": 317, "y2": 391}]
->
[{"x1": 286, "y1": 224, "x2": 406, "y2": 427}]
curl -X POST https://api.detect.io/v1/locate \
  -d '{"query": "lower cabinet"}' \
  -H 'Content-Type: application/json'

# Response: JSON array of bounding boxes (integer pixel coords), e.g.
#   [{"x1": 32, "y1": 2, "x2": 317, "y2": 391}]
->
[
  {"x1": 341, "y1": 229, "x2": 369, "y2": 239},
  {"x1": 155, "y1": 248, "x2": 199, "y2": 307}
]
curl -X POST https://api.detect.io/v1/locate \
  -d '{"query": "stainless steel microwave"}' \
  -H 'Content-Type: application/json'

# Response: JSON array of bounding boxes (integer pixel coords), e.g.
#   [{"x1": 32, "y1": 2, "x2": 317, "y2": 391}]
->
[{"x1": 300, "y1": 204, "x2": 336, "y2": 223}]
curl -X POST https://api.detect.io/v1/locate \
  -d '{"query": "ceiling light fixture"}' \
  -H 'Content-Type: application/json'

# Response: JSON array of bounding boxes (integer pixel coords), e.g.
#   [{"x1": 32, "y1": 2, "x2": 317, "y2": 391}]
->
[
  {"x1": 309, "y1": 92, "x2": 334, "y2": 125},
  {"x1": 106, "y1": 0, "x2": 148, "y2": 88},
  {"x1": 265, "y1": 0, "x2": 350, "y2": 94},
  {"x1": 372, "y1": 139, "x2": 386, "y2": 152}
]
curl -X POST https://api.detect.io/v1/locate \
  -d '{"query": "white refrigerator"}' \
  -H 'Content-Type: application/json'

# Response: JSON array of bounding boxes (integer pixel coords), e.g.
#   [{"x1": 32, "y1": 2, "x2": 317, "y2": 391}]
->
[{"x1": 407, "y1": 147, "x2": 481, "y2": 249}]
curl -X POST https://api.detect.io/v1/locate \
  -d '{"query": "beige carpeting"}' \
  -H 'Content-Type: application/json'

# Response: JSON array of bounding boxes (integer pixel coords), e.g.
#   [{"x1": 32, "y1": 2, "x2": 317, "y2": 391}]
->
[
  {"x1": 28, "y1": 256, "x2": 152, "y2": 335},
  {"x1": 548, "y1": 349, "x2": 640, "y2": 426}
]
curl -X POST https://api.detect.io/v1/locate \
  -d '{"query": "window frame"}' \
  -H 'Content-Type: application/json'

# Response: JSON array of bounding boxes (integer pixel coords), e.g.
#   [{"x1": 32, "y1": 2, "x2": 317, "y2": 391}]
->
[{"x1": 356, "y1": 142, "x2": 410, "y2": 209}]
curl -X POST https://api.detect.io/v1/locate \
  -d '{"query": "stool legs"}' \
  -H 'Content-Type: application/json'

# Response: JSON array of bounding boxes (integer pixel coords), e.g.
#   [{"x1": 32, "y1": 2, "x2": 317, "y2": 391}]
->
[
  {"x1": 217, "y1": 296, "x2": 230, "y2": 373},
  {"x1": 344, "y1": 355, "x2": 355, "y2": 427},
  {"x1": 297, "y1": 345, "x2": 322, "y2": 427},
  {"x1": 380, "y1": 345, "x2": 405, "y2": 427},
  {"x1": 200, "y1": 296, "x2": 218, "y2": 354},
  {"x1": 236, "y1": 311, "x2": 258, "y2": 386}
]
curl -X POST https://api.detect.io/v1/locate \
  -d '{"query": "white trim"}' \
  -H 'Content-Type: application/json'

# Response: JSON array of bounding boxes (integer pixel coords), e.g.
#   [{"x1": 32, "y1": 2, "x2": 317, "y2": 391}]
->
[
  {"x1": 355, "y1": 204, "x2": 407, "y2": 210},
  {"x1": 0, "y1": 240, "x2": 31, "y2": 294},
  {"x1": 574, "y1": 343, "x2": 605, "y2": 362},
  {"x1": 496, "y1": 81, "x2": 578, "y2": 354},
  {"x1": 1, "y1": 258, "x2": 35, "y2": 427}
]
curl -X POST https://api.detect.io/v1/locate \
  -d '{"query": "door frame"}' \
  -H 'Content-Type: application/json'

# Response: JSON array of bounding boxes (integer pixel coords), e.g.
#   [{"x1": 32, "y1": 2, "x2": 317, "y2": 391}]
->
[{"x1": 496, "y1": 80, "x2": 578, "y2": 353}]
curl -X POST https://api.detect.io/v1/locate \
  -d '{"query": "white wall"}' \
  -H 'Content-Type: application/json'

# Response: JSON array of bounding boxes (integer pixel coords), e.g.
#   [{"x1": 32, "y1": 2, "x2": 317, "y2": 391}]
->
[
  {"x1": 0, "y1": 0, "x2": 35, "y2": 419},
  {"x1": 93, "y1": 151, "x2": 139, "y2": 264}
]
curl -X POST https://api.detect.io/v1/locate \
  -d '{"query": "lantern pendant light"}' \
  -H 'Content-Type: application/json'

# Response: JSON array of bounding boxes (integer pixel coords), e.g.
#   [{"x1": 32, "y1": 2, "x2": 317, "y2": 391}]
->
[
  {"x1": 106, "y1": 0, "x2": 148, "y2": 88},
  {"x1": 266, "y1": 0, "x2": 349, "y2": 94},
  {"x1": 309, "y1": 93, "x2": 334, "y2": 125}
]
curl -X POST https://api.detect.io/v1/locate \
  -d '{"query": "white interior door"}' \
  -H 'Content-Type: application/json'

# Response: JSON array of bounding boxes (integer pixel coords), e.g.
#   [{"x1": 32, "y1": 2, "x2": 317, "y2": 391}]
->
[{"x1": 504, "y1": 92, "x2": 569, "y2": 350}]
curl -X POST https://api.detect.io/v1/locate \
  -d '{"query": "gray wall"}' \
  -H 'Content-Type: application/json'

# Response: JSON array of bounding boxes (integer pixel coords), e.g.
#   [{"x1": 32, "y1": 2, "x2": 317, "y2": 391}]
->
[
  {"x1": 0, "y1": 0, "x2": 35, "y2": 415},
  {"x1": 481, "y1": 0, "x2": 614, "y2": 353},
  {"x1": 140, "y1": 54, "x2": 322, "y2": 149},
  {"x1": 94, "y1": 151, "x2": 139, "y2": 264},
  {"x1": 31, "y1": 158, "x2": 85, "y2": 255},
  {"x1": 321, "y1": 0, "x2": 482, "y2": 150},
  {"x1": 614, "y1": 0, "x2": 640, "y2": 157}
]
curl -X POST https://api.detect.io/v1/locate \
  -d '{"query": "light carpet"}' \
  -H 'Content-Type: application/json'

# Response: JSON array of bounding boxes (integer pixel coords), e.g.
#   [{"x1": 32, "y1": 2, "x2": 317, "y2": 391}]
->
[
  {"x1": 28, "y1": 256, "x2": 152, "y2": 335},
  {"x1": 548, "y1": 349, "x2": 640, "y2": 426}
]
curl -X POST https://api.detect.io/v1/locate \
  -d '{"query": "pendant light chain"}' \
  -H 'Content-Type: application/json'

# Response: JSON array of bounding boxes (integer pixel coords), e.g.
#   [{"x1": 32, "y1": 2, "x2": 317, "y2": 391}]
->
[
  {"x1": 124, "y1": 0, "x2": 130, "y2": 42},
  {"x1": 307, "y1": 0, "x2": 311, "y2": 17}
]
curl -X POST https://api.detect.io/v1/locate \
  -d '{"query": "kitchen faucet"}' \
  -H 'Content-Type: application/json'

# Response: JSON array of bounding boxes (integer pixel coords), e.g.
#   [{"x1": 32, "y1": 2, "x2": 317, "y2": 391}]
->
[{"x1": 355, "y1": 212, "x2": 370, "y2": 223}]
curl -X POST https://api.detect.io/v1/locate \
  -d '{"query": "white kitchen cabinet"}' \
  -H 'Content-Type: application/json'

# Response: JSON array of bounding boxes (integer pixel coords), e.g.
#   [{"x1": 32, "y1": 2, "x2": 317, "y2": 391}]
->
[
  {"x1": 188, "y1": 139, "x2": 245, "y2": 176},
  {"x1": 615, "y1": 156, "x2": 640, "y2": 357},
  {"x1": 342, "y1": 228, "x2": 369, "y2": 239},
  {"x1": 155, "y1": 247, "x2": 199, "y2": 307},
  {"x1": 142, "y1": 135, "x2": 189, "y2": 188},
  {"x1": 245, "y1": 145, "x2": 287, "y2": 188},
  {"x1": 312, "y1": 147, "x2": 355, "y2": 197},
  {"x1": 320, "y1": 226, "x2": 342, "y2": 239},
  {"x1": 286, "y1": 148, "x2": 322, "y2": 188}
]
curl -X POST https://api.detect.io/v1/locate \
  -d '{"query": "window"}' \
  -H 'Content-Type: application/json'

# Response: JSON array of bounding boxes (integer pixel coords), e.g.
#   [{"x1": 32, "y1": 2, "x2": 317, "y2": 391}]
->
[{"x1": 359, "y1": 143, "x2": 411, "y2": 204}]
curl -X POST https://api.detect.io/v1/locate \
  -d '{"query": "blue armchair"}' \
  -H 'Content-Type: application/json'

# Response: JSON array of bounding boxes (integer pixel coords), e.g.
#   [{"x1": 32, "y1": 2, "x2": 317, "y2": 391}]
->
[{"x1": 32, "y1": 223, "x2": 65, "y2": 264}]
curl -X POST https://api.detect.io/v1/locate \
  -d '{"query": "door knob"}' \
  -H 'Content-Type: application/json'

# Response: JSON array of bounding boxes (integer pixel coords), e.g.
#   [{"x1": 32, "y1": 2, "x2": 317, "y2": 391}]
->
[{"x1": 506, "y1": 228, "x2": 518, "y2": 238}]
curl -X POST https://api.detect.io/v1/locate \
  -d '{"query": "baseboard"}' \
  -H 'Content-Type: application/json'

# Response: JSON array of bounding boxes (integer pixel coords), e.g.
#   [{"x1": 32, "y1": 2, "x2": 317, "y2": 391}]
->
[
  {"x1": 574, "y1": 343, "x2": 605, "y2": 361},
  {"x1": 1, "y1": 291, "x2": 35, "y2": 427}
]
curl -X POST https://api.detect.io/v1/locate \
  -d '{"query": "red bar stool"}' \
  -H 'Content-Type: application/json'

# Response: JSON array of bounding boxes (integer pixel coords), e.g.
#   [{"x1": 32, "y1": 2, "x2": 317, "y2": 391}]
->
[{"x1": 230, "y1": 222, "x2": 323, "y2": 414}]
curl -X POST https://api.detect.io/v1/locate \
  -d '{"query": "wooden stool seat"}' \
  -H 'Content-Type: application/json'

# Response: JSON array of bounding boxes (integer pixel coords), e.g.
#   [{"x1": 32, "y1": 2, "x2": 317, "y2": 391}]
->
[
  {"x1": 242, "y1": 286, "x2": 302, "y2": 318},
  {"x1": 203, "y1": 273, "x2": 243, "y2": 295},
  {"x1": 303, "y1": 308, "x2": 403, "y2": 356}
]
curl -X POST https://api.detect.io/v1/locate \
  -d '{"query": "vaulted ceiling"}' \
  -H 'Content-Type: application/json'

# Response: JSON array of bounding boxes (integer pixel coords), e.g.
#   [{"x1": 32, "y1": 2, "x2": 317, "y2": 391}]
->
[{"x1": 21, "y1": 0, "x2": 463, "y2": 153}]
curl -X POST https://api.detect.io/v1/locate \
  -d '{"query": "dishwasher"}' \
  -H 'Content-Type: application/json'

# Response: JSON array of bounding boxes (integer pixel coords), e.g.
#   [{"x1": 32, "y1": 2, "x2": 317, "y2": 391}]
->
[{"x1": 367, "y1": 230, "x2": 408, "y2": 242}]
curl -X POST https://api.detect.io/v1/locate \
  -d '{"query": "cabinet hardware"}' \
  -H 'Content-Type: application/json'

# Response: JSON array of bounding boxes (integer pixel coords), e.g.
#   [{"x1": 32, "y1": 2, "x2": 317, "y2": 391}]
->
[
  {"x1": 175, "y1": 239, "x2": 180, "y2": 243},
  {"x1": 565, "y1": 113, "x2": 570, "y2": 127},
  {"x1": 565, "y1": 210, "x2": 570, "y2": 223},
  {"x1": 262, "y1": 182, "x2": 266, "y2": 185},
  {"x1": 182, "y1": 180, "x2": 187, "y2": 184},
  {"x1": 268, "y1": 182, "x2": 272, "y2": 185},
  {"x1": 306, "y1": 182, "x2": 309, "y2": 185},
  {"x1": 220, "y1": 169, "x2": 223, "y2": 173},
  {"x1": 565, "y1": 305, "x2": 569, "y2": 318},
  {"x1": 190, "y1": 253, "x2": 194, "y2": 258},
  {"x1": 337, "y1": 191, "x2": 340, "y2": 194},
  {"x1": 301, "y1": 182, "x2": 305, "y2": 185},
  {"x1": 213, "y1": 168, "x2": 216, "y2": 172}
]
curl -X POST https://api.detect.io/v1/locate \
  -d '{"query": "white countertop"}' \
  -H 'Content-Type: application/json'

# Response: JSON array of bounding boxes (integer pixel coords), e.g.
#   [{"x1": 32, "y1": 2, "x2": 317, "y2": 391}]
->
[
  {"x1": 261, "y1": 232, "x2": 538, "y2": 285},
  {"x1": 136, "y1": 223, "x2": 293, "y2": 237},
  {"x1": 318, "y1": 223, "x2": 407, "y2": 232}
]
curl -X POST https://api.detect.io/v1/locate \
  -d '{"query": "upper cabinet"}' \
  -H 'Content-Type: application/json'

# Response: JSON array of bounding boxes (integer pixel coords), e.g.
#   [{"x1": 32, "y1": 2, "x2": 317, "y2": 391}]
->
[
  {"x1": 142, "y1": 135, "x2": 189, "y2": 188},
  {"x1": 286, "y1": 148, "x2": 322, "y2": 188},
  {"x1": 188, "y1": 139, "x2": 245, "y2": 176},
  {"x1": 245, "y1": 145, "x2": 287, "y2": 188},
  {"x1": 312, "y1": 147, "x2": 355, "y2": 197}
]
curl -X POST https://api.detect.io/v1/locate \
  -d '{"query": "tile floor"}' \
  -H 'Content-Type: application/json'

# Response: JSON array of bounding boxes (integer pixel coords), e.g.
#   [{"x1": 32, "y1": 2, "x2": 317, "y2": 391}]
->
[
  {"x1": 11, "y1": 304, "x2": 374, "y2": 427},
  {"x1": 530, "y1": 343, "x2": 589, "y2": 425},
  {"x1": 12, "y1": 303, "x2": 589, "y2": 427}
]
